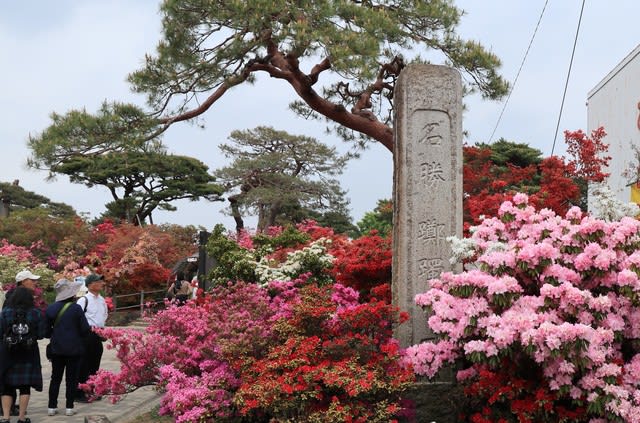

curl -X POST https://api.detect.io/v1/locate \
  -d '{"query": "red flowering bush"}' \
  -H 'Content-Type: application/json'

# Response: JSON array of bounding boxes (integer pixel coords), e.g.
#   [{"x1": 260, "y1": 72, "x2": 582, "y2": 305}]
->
[
  {"x1": 463, "y1": 128, "x2": 611, "y2": 233},
  {"x1": 124, "y1": 263, "x2": 171, "y2": 292},
  {"x1": 329, "y1": 232, "x2": 392, "y2": 297},
  {"x1": 236, "y1": 283, "x2": 414, "y2": 422},
  {"x1": 104, "y1": 296, "x2": 115, "y2": 312},
  {"x1": 459, "y1": 362, "x2": 586, "y2": 423}
]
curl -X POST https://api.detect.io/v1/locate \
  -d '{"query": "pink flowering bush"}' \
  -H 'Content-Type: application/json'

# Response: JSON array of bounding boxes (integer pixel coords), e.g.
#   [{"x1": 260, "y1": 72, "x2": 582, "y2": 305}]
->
[
  {"x1": 0, "y1": 239, "x2": 37, "y2": 263},
  {"x1": 85, "y1": 283, "x2": 271, "y2": 418},
  {"x1": 85, "y1": 277, "x2": 308, "y2": 421},
  {"x1": 405, "y1": 194, "x2": 640, "y2": 422}
]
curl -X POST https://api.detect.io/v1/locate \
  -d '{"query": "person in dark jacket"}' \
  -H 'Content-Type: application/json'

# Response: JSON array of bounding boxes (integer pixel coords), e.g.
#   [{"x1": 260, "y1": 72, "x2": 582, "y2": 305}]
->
[
  {"x1": 0, "y1": 286, "x2": 45, "y2": 423},
  {"x1": 44, "y1": 279, "x2": 90, "y2": 417},
  {"x1": 1, "y1": 269, "x2": 41, "y2": 419}
]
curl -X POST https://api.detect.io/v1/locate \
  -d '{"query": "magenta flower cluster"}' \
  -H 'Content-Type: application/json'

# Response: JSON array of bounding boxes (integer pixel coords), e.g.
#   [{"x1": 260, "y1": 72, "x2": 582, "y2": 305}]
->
[{"x1": 86, "y1": 275, "x2": 362, "y2": 421}]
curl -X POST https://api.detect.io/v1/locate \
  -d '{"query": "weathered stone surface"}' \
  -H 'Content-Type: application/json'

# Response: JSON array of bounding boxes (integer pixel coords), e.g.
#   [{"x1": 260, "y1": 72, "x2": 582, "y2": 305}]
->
[
  {"x1": 85, "y1": 415, "x2": 111, "y2": 423},
  {"x1": 403, "y1": 380, "x2": 467, "y2": 423},
  {"x1": 392, "y1": 64, "x2": 463, "y2": 348}
]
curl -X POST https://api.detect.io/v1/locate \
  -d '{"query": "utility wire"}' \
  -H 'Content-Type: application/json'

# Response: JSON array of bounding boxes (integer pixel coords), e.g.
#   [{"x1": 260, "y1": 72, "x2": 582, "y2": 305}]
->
[
  {"x1": 551, "y1": 0, "x2": 586, "y2": 156},
  {"x1": 488, "y1": 0, "x2": 549, "y2": 144}
]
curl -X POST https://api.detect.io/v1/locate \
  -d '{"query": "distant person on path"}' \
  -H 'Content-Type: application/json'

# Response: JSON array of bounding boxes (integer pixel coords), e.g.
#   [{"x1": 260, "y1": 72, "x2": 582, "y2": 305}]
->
[
  {"x1": 190, "y1": 275, "x2": 199, "y2": 300},
  {"x1": 1, "y1": 269, "x2": 42, "y2": 419},
  {"x1": 44, "y1": 279, "x2": 91, "y2": 417},
  {"x1": 166, "y1": 271, "x2": 193, "y2": 305},
  {"x1": 0, "y1": 286, "x2": 45, "y2": 423},
  {"x1": 75, "y1": 273, "x2": 108, "y2": 402},
  {"x1": 184, "y1": 263, "x2": 199, "y2": 299}
]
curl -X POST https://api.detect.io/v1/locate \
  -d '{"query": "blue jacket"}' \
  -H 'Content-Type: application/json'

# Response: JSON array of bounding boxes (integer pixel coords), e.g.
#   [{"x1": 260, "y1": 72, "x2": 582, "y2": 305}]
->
[{"x1": 45, "y1": 300, "x2": 91, "y2": 357}]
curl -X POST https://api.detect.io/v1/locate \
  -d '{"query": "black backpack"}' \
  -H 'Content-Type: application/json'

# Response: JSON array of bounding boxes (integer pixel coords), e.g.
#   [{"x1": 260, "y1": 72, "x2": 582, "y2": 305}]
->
[{"x1": 3, "y1": 308, "x2": 35, "y2": 351}]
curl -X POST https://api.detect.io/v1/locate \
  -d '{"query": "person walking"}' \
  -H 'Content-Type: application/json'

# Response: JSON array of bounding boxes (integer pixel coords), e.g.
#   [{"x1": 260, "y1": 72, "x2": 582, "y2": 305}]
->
[
  {"x1": 0, "y1": 269, "x2": 42, "y2": 419},
  {"x1": 44, "y1": 279, "x2": 90, "y2": 417},
  {"x1": 0, "y1": 287, "x2": 44, "y2": 423},
  {"x1": 75, "y1": 273, "x2": 108, "y2": 402}
]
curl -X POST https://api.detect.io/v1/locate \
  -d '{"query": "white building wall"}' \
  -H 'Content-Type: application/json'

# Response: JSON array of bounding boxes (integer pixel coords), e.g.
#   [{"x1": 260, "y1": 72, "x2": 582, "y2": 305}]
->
[{"x1": 587, "y1": 44, "x2": 640, "y2": 206}]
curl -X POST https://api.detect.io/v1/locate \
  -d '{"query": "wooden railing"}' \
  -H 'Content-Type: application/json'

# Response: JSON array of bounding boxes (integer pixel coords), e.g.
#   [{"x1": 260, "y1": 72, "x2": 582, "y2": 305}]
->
[{"x1": 111, "y1": 289, "x2": 167, "y2": 314}]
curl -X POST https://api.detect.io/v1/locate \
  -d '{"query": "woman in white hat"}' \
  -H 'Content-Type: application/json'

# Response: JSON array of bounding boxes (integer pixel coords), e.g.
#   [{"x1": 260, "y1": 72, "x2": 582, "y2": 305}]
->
[{"x1": 43, "y1": 279, "x2": 91, "y2": 417}]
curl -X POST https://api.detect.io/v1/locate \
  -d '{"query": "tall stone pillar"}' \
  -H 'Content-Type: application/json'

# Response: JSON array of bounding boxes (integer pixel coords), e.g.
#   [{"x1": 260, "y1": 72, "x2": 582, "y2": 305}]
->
[
  {"x1": 0, "y1": 192, "x2": 9, "y2": 218},
  {"x1": 392, "y1": 64, "x2": 463, "y2": 348}
]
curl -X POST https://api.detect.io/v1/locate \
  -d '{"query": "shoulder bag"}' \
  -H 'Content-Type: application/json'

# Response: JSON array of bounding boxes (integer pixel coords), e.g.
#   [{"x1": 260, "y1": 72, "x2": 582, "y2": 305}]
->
[{"x1": 46, "y1": 302, "x2": 72, "y2": 360}]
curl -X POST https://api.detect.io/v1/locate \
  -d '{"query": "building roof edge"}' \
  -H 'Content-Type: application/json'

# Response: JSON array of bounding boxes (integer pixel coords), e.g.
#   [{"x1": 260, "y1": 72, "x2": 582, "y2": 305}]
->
[{"x1": 588, "y1": 43, "x2": 640, "y2": 100}]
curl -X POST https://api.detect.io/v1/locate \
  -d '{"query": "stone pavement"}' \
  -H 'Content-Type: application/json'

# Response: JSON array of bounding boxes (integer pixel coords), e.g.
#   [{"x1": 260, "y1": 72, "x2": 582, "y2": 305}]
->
[{"x1": 15, "y1": 323, "x2": 162, "y2": 423}]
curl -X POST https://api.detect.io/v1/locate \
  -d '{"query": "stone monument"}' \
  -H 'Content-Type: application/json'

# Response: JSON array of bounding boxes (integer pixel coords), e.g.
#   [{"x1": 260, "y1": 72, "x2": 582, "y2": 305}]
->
[
  {"x1": 392, "y1": 63, "x2": 463, "y2": 348},
  {"x1": 0, "y1": 192, "x2": 9, "y2": 218}
]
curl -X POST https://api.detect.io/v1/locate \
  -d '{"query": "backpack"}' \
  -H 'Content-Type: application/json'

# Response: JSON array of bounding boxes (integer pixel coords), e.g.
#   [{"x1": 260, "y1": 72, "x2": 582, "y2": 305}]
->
[{"x1": 3, "y1": 308, "x2": 34, "y2": 351}]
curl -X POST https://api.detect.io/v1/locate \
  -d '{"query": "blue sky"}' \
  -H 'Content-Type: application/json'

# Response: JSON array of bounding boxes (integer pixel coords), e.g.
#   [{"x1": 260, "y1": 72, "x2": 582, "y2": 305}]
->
[{"x1": 1, "y1": 1, "x2": 639, "y2": 230}]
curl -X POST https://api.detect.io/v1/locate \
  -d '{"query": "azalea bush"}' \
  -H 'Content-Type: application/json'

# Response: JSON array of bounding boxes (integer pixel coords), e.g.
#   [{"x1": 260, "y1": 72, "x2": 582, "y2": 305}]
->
[
  {"x1": 25, "y1": 220, "x2": 196, "y2": 297},
  {"x1": 208, "y1": 221, "x2": 394, "y2": 300},
  {"x1": 85, "y1": 281, "x2": 282, "y2": 421},
  {"x1": 0, "y1": 246, "x2": 56, "y2": 307},
  {"x1": 85, "y1": 222, "x2": 412, "y2": 422},
  {"x1": 463, "y1": 128, "x2": 610, "y2": 232},
  {"x1": 254, "y1": 238, "x2": 335, "y2": 286},
  {"x1": 206, "y1": 223, "x2": 338, "y2": 287},
  {"x1": 237, "y1": 283, "x2": 413, "y2": 422},
  {"x1": 405, "y1": 194, "x2": 640, "y2": 422},
  {"x1": 329, "y1": 231, "x2": 392, "y2": 298},
  {"x1": 86, "y1": 278, "x2": 412, "y2": 422}
]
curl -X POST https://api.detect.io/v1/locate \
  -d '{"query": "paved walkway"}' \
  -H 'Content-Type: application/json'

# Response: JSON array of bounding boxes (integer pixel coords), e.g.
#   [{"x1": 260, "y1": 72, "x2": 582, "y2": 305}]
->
[{"x1": 15, "y1": 323, "x2": 162, "y2": 423}]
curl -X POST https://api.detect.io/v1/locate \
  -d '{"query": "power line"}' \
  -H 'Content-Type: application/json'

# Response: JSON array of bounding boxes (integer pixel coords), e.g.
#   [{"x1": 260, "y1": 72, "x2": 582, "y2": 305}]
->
[
  {"x1": 488, "y1": 0, "x2": 549, "y2": 144},
  {"x1": 551, "y1": 0, "x2": 586, "y2": 156}
]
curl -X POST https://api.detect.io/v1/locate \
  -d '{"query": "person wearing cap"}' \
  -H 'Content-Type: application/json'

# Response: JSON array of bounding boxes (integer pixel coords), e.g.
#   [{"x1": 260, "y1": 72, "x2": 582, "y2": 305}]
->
[
  {"x1": 44, "y1": 279, "x2": 91, "y2": 417},
  {"x1": 75, "y1": 273, "x2": 108, "y2": 402},
  {"x1": 13, "y1": 271, "x2": 40, "y2": 294},
  {"x1": 0, "y1": 269, "x2": 41, "y2": 419},
  {"x1": 3, "y1": 270, "x2": 41, "y2": 311}
]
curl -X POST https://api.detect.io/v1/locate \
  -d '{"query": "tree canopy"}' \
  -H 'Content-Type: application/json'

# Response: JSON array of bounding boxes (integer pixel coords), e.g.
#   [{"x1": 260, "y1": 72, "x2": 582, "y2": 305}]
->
[
  {"x1": 463, "y1": 129, "x2": 610, "y2": 229},
  {"x1": 355, "y1": 198, "x2": 392, "y2": 237},
  {"x1": 0, "y1": 180, "x2": 76, "y2": 219},
  {"x1": 27, "y1": 108, "x2": 224, "y2": 225},
  {"x1": 65, "y1": 150, "x2": 223, "y2": 224},
  {"x1": 31, "y1": 0, "x2": 508, "y2": 158},
  {"x1": 214, "y1": 126, "x2": 350, "y2": 231}
]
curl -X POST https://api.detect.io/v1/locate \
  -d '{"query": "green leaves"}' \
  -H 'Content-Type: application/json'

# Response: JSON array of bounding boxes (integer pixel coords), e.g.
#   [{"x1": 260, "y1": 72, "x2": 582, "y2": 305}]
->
[
  {"x1": 215, "y1": 126, "x2": 351, "y2": 230},
  {"x1": 128, "y1": 0, "x2": 508, "y2": 148},
  {"x1": 28, "y1": 107, "x2": 224, "y2": 224},
  {"x1": 0, "y1": 181, "x2": 75, "y2": 219},
  {"x1": 28, "y1": 102, "x2": 159, "y2": 172}
]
